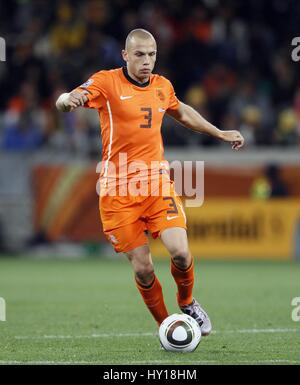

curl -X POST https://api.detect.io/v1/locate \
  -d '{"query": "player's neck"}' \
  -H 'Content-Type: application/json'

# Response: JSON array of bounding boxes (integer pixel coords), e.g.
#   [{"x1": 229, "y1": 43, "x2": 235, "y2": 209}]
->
[{"x1": 126, "y1": 67, "x2": 150, "y2": 85}]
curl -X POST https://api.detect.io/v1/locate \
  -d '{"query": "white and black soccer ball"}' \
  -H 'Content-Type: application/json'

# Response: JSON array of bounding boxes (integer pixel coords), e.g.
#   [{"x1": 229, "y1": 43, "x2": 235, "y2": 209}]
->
[{"x1": 159, "y1": 313, "x2": 201, "y2": 352}]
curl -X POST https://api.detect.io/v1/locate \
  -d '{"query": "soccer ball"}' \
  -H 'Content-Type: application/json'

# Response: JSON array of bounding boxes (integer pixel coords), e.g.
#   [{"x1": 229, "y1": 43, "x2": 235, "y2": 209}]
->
[{"x1": 159, "y1": 313, "x2": 201, "y2": 352}]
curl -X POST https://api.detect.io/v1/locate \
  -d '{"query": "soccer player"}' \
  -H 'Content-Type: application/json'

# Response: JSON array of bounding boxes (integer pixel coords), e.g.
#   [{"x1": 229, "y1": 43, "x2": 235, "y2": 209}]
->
[{"x1": 56, "y1": 29, "x2": 244, "y2": 335}]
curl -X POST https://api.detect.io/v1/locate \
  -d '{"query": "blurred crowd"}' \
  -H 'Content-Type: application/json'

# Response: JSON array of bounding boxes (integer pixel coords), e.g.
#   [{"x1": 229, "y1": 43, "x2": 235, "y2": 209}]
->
[{"x1": 1, "y1": 0, "x2": 300, "y2": 157}]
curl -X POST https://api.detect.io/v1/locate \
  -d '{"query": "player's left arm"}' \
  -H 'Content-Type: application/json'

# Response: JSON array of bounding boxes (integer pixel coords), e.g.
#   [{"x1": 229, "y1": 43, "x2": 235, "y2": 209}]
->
[{"x1": 167, "y1": 101, "x2": 245, "y2": 150}]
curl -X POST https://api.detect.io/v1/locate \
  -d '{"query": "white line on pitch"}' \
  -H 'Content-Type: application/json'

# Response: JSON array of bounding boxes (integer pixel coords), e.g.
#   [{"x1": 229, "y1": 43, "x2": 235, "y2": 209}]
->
[
  {"x1": 0, "y1": 359, "x2": 299, "y2": 365},
  {"x1": 14, "y1": 332, "x2": 156, "y2": 340},
  {"x1": 130, "y1": 359, "x2": 299, "y2": 364},
  {"x1": 12, "y1": 328, "x2": 299, "y2": 340},
  {"x1": 0, "y1": 361, "x2": 106, "y2": 365},
  {"x1": 221, "y1": 328, "x2": 300, "y2": 334}
]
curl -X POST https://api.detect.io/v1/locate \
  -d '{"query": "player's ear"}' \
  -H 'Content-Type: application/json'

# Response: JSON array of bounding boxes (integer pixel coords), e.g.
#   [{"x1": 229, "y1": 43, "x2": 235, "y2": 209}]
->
[{"x1": 122, "y1": 49, "x2": 128, "y2": 62}]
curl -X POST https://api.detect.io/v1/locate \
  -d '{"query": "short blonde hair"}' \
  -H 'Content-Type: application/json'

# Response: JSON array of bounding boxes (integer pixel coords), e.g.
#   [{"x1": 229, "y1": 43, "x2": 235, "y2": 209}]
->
[{"x1": 125, "y1": 29, "x2": 156, "y2": 50}]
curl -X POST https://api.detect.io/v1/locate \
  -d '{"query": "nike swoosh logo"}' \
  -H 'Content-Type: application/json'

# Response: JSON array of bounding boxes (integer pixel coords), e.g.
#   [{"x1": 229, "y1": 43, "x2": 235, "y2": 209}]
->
[
  {"x1": 120, "y1": 95, "x2": 133, "y2": 100},
  {"x1": 158, "y1": 108, "x2": 165, "y2": 113},
  {"x1": 167, "y1": 216, "x2": 179, "y2": 221}
]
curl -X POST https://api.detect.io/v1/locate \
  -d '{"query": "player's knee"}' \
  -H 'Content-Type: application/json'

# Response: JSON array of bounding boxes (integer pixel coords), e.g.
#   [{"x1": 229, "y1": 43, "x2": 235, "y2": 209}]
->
[
  {"x1": 171, "y1": 250, "x2": 191, "y2": 270},
  {"x1": 135, "y1": 264, "x2": 154, "y2": 286}
]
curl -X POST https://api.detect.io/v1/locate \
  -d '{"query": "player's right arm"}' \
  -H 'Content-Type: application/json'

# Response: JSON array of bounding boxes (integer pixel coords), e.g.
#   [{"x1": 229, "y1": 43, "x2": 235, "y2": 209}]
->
[
  {"x1": 55, "y1": 71, "x2": 108, "y2": 112},
  {"x1": 55, "y1": 90, "x2": 89, "y2": 112}
]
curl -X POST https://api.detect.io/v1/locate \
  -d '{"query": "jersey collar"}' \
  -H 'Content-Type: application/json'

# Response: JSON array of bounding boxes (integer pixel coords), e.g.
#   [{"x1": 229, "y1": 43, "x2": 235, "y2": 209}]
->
[{"x1": 122, "y1": 67, "x2": 150, "y2": 88}]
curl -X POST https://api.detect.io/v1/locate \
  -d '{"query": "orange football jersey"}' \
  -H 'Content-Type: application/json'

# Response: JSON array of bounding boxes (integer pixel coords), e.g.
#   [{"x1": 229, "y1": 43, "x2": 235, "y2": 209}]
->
[{"x1": 77, "y1": 67, "x2": 180, "y2": 188}]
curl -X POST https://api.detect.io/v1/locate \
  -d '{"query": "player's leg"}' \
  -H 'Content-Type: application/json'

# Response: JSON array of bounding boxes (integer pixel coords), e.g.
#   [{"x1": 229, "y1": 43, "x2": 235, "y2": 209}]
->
[
  {"x1": 99, "y1": 194, "x2": 168, "y2": 326},
  {"x1": 143, "y1": 177, "x2": 194, "y2": 307},
  {"x1": 126, "y1": 244, "x2": 168, "y2": 325},
  {"x1": 144, "y1": 174, "x2": 212, "y2": 335},
  {"x1": 160, "y1": 227, "x2": 194, "y2": 306},
  {"x1": 160, "y1": 227, "x2": 212, "y2": 336}
]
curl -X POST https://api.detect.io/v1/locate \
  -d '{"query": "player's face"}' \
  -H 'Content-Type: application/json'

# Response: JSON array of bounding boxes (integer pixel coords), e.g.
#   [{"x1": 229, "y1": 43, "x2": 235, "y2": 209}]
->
[{"x1": 123, "y1": 38, "x2": 157, "y2": 82}]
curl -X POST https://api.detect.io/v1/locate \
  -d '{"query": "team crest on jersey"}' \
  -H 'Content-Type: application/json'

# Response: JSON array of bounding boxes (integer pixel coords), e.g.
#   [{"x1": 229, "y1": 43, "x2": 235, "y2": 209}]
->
[
  {"x1": 80, "y1": 79, "x2": 94, "y2": 89},
  {"x1": 156, "y1": 88, "x2": 166, "y2": 101}
]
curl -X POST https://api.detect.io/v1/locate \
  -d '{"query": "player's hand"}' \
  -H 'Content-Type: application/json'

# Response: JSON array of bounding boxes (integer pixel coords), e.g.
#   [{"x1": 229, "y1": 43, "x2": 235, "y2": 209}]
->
[
  {"x1": 56, "y1": 90, "x2": 89, "y2": 112},
  {"x1": 66, "y1": 90, "x2": 89, "y2": 111},
  {"x1": 219, "y1": 130, "x2": 245, "y2": 150}
]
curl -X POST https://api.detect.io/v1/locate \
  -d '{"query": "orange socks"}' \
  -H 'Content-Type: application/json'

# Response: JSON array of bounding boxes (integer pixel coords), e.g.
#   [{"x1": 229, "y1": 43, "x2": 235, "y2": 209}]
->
[
  {"x1": 135, "y1": 260, "x2": 194, "y2": 325},
  {"x1": 135, "y1": 275, "x2": 168, "y2": 325},
  {"x1": 171, "y1": 258, "x2": 194, "y2": 306}
]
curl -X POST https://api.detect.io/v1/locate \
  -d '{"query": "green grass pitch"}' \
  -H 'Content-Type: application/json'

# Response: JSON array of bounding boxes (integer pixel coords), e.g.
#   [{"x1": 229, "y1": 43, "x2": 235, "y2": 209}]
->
[{"x1": 0, "y1": 257, "x2": 299, "y2": 365}]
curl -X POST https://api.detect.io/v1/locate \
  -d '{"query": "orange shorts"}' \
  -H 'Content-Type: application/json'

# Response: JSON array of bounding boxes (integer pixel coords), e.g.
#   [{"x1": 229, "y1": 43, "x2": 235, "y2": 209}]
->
[{"x1": 99, "y1": 176, "x2": 187, "y2": 253}]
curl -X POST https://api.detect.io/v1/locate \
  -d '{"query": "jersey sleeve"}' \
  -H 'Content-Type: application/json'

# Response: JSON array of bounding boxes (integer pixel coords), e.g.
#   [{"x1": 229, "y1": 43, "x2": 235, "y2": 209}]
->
[
  {"x1": 167, "y1": 80, "x2": 180, "y2": 112},
  {"x1": 75, "y1": 71, "x2": 108, "y2": 109}
]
